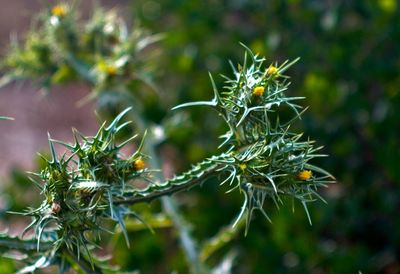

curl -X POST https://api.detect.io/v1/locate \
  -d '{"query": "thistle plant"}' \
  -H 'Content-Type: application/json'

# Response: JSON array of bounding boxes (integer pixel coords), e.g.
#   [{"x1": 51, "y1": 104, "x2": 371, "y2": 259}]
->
[
  {"x1": 6, "y1": 109, "x2": 151, "y2": 273},
  {"x1": 169, "y1": 49, "x2": 334, "y2": 230},
  {"x1": 0, "y1": 3, "x2": 335, "y2": 274}
]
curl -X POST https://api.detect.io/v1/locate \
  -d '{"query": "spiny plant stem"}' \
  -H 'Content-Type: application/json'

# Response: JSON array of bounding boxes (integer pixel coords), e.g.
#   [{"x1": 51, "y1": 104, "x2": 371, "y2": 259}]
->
[
  {"x1": 115, "y1": 167, "x2": 217, "y2": 205},
  {"x1": 0, "y1": 235, "x2": 52, "y2": 252}
]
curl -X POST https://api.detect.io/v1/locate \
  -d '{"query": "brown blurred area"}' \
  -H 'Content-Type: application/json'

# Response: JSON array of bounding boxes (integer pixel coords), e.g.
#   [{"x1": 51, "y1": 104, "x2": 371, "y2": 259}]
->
[{"x1": 0, "y1": 1, "x2": 129, "y2": 176}]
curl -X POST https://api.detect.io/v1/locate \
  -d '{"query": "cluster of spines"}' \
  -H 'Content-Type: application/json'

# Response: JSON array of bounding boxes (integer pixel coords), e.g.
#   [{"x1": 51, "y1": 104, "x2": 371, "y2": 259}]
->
[
  {"x1": 173, "y1": 47, "x2": 334, "y2": 229},
  {"x1": 18, "y1": 108, "x2": 150, "y2": 264}
]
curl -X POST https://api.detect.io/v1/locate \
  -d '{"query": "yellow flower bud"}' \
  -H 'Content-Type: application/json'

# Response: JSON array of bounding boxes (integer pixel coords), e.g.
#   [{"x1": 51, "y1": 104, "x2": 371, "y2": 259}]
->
[
  {"x1": 52, "y1": 5, "x2": 67, "y2": 17},
  {"x1": 266, "y1": 65, "x2": 278, "y2": 76},
  {"x1": 253, "y1": 86, "x2": 265, "y2": 97},
  {"x1": 133, "y1": 158, "x2": 145, "y2": 171},
  {"x1": 97, "y1": 61, "x2": 117, "y2": 76},
  {"x1": 106, "y1": 65, "x2": 117, "y2": 76},
  {"x1": 297, "y1": 170, "x2": 312, "y2": 181}
]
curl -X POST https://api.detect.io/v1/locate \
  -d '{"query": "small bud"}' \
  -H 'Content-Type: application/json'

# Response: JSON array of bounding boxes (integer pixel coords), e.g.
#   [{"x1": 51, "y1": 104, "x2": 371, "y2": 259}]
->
[
  {"x1": 106, "y1": 65, "x2": 118, "y2": 76},
  {"x1": 97, "y1": 62, "x2": 117, "y2": 76},
  {"x1": 51, "y1": 202, "x2": 61, "y2": 214},
  {"x1": 253, "y1": 86, "x2": 265, "y2": 97},
  {"x1": 51, "y1": 5, "x2": 68, "y2": 17},
  {"x1": 133, "y1": 158, "x2": 145, "y2": 171},
  {"x1": 50, "y1": 170, "x2": 61, "y2": 182},
  {"x1": 239, "y1": 163, "x2": 247, "y2": 171},
  {"x1": 297, "y1": 170, "x2": 312, "y2": 181},
  {"x1": 266, "y1": 65, "x2": 278, "y2": 76}
]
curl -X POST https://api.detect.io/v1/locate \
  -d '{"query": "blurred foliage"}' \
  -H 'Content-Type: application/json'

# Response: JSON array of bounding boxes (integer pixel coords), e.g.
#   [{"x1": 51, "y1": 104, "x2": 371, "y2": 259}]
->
[
  {"x1": 0, "y1": 1, "x2": 163, "y2": 123},
  {"x1": 1, "y1": 0, "x2": 400, "y2": 273}
]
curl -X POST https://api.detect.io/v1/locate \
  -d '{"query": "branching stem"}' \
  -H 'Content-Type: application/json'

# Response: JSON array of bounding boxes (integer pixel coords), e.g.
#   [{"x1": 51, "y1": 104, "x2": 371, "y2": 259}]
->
[{"x1": 115, "y1": 167, "x2": 217, "y2": 205}]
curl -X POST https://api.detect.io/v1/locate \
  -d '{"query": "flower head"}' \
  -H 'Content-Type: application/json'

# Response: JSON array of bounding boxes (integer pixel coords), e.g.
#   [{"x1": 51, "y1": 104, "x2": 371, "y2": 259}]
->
[
  {"x1": 106, "y1": 65, "x2": 117, "y2": 76},
  {"x1": 97, "y1": 62, "x2": 118, "y2": 77},
  {"x1": 133, "y1": 158, "x2": 145, "y2": 171},
  {"x1": 253, "y1": 86, "x2": 265, "y2": 97},
  {"x1": 51, "y1": 5, "x2": 68, "y2": 17},
  {"x1": 266, "y1": 65, "x2": 278, "y2": 76},
  {"x1": 239, "y1": 163, "x2": 247, "y2": 171},
  {"x1": 297, "y1": 170, "x2": 312, "y2": 181}
]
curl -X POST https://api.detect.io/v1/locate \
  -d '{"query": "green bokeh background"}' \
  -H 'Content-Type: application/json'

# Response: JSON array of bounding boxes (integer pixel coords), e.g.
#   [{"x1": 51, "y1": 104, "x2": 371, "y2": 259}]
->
[
  {"x1": 2, "y1": 0, "x2": 400, "y2": 273},
  {"x1": 131, "y1": 0, "x2": 400, "y2": 273}
]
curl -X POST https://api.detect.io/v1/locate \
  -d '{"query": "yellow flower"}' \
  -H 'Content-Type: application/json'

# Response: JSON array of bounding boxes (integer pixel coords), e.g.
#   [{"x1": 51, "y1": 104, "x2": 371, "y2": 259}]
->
[
  {"x1": 97, "y1": 62, "x2": 118, "y2": 76},
  {"x1": 106, "y1": 65, "x2": 118, "y2": 76},
  {"x1": 266, "y1": 65, "x2": 278, "y2": 76},
  {"x1": 133, "y1": 158, "x2": 145, "y2": 171},
  {"x1": 297, "y1": 170, "x2": 312, "y2": 181},
  {"x1": 253, "y1": 86, "x2": 265, "y2": 97},
  {"x1": 51, "y1": 5, "x2": 67, "y2": 17},
  {"x1": 239, "y1": 163, "x2": 247, "y2": 171}
]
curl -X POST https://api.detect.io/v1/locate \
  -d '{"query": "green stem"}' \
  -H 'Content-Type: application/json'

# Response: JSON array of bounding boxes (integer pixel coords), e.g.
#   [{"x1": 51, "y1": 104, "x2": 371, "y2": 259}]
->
[
  {"x1": 115, "y1": 167, "x2": 217, "y2": 205},
  {"x1": 0, "y1": 116, "x2": 14, "y2": 120},
  {"x1": 146, "y1": 138, "x2": 206, "y2": 274},
  {"x1": 0, "y1": 236, "x2": 52, "y2": 252},
  {"x1": 161, "y1": 197, "x2": 205, "y2": 274},
  {"x1": 129, "y1": 98, "x2": 208, "y2": 273},
  {"x1": 199, "y1": 217, "x2": 245, "y2": 263}
]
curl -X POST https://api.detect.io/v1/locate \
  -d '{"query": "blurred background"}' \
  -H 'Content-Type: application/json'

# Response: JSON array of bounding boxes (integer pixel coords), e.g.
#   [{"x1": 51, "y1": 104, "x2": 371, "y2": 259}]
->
[{"x1": 1, "y1": 0, "x2": 400, "y2": 273}]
